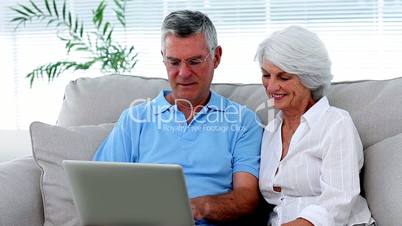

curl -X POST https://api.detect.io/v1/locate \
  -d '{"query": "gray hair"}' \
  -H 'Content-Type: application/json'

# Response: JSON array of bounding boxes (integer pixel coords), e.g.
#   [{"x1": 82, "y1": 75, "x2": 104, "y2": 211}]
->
[
  {"x1": 161, "y1": 10, "x2": 217, "y2": 53},
  {"x1": 255, "y1": 26, "x2": 333, "y2": 100}
]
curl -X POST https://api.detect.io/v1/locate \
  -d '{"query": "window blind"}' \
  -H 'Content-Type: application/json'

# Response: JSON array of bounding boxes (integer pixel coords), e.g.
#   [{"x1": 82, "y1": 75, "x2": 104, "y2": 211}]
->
[{"x1": 0, "y1": 0, "x2": 401, "y2": 129}]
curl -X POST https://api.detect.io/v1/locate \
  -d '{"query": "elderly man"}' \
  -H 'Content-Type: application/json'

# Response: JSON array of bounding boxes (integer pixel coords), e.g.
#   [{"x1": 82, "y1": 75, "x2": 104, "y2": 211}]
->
[{"x1": 93, "y1": 10, "x2": 263, "y2": 225}]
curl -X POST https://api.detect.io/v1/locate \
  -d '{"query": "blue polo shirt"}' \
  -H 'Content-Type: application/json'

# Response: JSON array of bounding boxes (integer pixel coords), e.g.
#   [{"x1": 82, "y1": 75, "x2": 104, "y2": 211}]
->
[{"x1": 93, "y1": 89, "x2": 262, "y2": 200}]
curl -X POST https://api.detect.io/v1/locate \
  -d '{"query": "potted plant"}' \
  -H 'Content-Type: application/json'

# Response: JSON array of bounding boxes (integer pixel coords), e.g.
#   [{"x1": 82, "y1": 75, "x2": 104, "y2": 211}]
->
[{"x1": 10, "y1": 0, "x2": 138, "y2": 87}]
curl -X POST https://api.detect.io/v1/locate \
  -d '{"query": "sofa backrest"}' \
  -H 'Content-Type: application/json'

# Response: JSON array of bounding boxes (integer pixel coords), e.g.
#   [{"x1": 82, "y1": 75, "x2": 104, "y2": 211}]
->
[
  {"x1": 327, "y1": 78, "x2": 402, "y2": 148},
  {"x1": 57, "y1": 74, "x2": 402, "y2": 149}
]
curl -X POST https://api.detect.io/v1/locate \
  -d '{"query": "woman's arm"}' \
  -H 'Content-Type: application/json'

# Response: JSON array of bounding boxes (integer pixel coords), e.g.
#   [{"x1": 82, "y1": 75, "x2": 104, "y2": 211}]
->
[{"x1": 297, "y1": 114, "x2": 363, "y2": 226}]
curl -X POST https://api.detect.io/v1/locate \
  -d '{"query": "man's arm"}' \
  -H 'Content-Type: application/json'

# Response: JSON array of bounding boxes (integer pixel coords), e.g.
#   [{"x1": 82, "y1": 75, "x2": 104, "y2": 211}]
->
[
  {"x1": 92, "y1": 108, "x2": 139, "y2": 162},
  {"x1": 191, "y1": 172, "x2": 259, "y2": 223}
]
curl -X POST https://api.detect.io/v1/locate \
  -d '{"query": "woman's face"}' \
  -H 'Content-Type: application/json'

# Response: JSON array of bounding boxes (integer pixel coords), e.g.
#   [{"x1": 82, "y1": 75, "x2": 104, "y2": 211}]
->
[{"x1": 261, "y1": 59, "x2": 313, "y2": 112}]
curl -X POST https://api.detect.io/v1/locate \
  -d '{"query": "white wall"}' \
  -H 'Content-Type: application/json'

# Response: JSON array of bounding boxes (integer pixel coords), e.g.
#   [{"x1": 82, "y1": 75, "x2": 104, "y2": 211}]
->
[{"x1": 0, "y1": 130, "x2": 32, "y2": 162}]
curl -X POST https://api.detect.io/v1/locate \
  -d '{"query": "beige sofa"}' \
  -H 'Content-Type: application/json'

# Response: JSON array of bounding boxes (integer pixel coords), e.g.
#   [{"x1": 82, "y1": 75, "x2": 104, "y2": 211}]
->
[{"x1": 0, "y1": 74, "x2": 401, "y2": 226}]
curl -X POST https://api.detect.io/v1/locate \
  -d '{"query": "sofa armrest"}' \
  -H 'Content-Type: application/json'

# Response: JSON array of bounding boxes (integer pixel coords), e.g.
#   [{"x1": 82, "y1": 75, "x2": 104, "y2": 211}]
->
[
  {"x1": 0, "y1": 156, "x2": 44, "y2": 226},
  {"x1": 364, "y1": 133, "x2": 402, "y2": 226}
]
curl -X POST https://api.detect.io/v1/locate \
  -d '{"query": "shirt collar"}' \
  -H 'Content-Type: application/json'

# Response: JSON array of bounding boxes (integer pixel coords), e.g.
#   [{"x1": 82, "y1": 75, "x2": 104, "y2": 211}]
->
[
  {"x1": 302, "y1": 96, "x2": 330, "y2": 128},
  {"x1": 206, "y1": 91, "x2": 226, "y2": 112},
  {"x1": 151, "y1": 90, "x2": 174, "y2": 115},
  {"x1": 151, "y1": 90, "x2": 226, "y2": 115}
]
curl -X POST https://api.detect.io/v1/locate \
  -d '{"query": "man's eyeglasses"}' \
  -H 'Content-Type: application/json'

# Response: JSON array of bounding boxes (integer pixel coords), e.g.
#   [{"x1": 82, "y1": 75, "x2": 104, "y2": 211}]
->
[{"x1": 163, "y1": 52, "x2": 212, "y2": 71}]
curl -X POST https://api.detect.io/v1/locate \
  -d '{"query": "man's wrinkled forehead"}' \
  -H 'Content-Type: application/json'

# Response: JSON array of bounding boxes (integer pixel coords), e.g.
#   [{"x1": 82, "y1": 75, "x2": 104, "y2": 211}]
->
[{"x1": 162, "y1": 33, "x2": 209, "y2": 54}]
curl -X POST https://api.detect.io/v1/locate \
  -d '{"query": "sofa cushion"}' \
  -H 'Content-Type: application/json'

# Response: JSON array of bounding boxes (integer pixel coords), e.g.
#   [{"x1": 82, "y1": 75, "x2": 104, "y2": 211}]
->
[
  {"x1": 363, "y1": 133, "x2": 402, "y2": 226},
  {"x1": 0, "y1": 156, "x2": 43, "y2": 226},
  {"x1": 57, "y1": 75, "x2": 169, "y2": 127},
  {"x1": 57, "y1": 75, "x2": 402, "y2": 148},
  {"x1": 30, "y1": 121, "x2": 114, "y2": 226},
  {"x1": 328, "y1": 78, "x2": 402, "y2": 148}
]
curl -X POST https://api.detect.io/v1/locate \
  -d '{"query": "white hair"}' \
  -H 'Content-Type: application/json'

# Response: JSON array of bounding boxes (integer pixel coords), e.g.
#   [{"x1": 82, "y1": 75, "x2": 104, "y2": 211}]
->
[{"x1": 255, "y1": 26, "x2": 333, "y2": 100}]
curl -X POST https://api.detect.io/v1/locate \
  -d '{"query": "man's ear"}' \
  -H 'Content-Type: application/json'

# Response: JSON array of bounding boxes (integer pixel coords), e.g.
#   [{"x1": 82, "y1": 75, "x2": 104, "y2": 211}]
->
[{"x1": 213, "y1": 46, "x2": 222, "y2": 69}]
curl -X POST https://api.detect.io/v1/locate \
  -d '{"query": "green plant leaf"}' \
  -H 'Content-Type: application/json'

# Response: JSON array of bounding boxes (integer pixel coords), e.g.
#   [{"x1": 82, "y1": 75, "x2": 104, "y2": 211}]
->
[
  {"x1": 28, "y1": 70, "x2": 36, "y2": 87},
  {"x1": 16, "y1": 20, "x2": 26, "y2": 28},
  {"x1": 74, "y1": 17, "x2": 79, "y2": 33},
  {"x1": 93, "y1": 0, "x2": 106, "y2": 28},
  {"x1": 65, "y1": 62, "x2": 75, "y2": 70},
  {"x1": 52, "y1": 0, "x2": 59, "y2": 18},
  {"x1": 10, "y1": 17, "x2": 27, "y2": 23},
  {"x1": 19, "y1": 4, "x2": 35, "y2": 15},
  {"x1": 44, "y1": 0, "x2": 52, "y2": 15},
  {"x1": 68, "y1": 11, "x2": 72, "y2": 26},
  {"x1": 107, "y1": 29, "x2": 113, "y2": 42},
  {"x1": 47, "y1": 18, "x2": 57, "y2": 26},
  {"x1": 128, "y1": 46, "x2": 134, "y2": 54},
  {"x1": 75, "y1": 47, "x2": 89, "y2": 51},
  {"x1": 101, "y1": 59, "x2": 110, "y2": 69},
  {"x1": 66, "y1": 43, "x2": 75, "y2": 53},
  {"x1": 130, "y1": 52, "x2": 138, "y2": 61},
  {"x1": 113, "y1": 0, "x2": 123, "y2": 10},
  {"x1": 65, "y1": 40, "x2": 71, "y2": 49},
  {"x1": 131, "y1": 60, "x2": 137, "y2": 69},
  {"x1": 103, "y1": 22, "x2": 110, "y2": 35},
  {"x1": 97, "y1": 13, "x2": 104, "y2": 29},
  {"x1": 45, "y1": 65, "x2": 51, "y2": 79},
  {"x1": 56, "y1": 21, "x2": 65, "y2": 27},
  {"x1": 30, "y1": 0, "x2": 43, "y2": 14},
  {"x1": 114, "y1": 9, "x2": 126, "y2": 27},
  {"x1": 69, "y1": 42, "x2": 86, "y2": 53},
  {"x1": 26, "y1": 60, "x2": 100, "y2": 87},
  {"x1": 119, "y1": 17, "x2": 126, "y2": 27},
  {"x1": 80, "y1": 22, "x2": 84, "y2": 37},
  {"x1": 13, "y1": 0, "x2": 136, "y2": 86},
  {"x1": 62, "y1": 0, "x2": 66, "y2": 21},
  {"x1": 110, "y1": 44, "x2": 120, "y2": 52},
  {"x1": 114, "y1": 9, "x2": 124, "y2": 18},
  {"x1": 58, "y1": 36, "x2": 69, "y2": 41},
  {"x1": 50, "y1": 65, "x2": 57, "y2": 80},
  {"x1": 10, "y1": 7, "x2": 30, "y2": 17},
  {"x1": 117, "y1": 16, "x2": 125, "y2": 27},
  {"x1": 114, "y1": 0, "x2": 127, "y2": 27}
]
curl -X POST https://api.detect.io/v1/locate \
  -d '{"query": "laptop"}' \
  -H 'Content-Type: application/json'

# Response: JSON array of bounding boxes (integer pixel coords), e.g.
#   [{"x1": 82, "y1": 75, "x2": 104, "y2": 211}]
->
[{"x1": 63, "y1": 160, "x2": 194, "y2": 226}]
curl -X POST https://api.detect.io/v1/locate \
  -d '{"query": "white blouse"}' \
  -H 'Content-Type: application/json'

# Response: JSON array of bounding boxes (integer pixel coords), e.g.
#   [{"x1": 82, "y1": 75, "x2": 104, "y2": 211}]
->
[{"x1": 259, "y1": 97, "x2": 374, "y2": 226}]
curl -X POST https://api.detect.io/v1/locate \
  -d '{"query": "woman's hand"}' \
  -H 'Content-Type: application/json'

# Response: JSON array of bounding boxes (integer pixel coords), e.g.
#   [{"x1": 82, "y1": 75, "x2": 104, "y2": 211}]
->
[{"x1": 281, "y1": 218, "x2": 314, "y2": 226}]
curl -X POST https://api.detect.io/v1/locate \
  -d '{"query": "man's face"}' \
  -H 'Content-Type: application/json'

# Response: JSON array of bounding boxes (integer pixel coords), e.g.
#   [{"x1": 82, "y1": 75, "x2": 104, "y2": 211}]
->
[{"x1": 162, "y1": 33, "x2": 221, "y2": 106}]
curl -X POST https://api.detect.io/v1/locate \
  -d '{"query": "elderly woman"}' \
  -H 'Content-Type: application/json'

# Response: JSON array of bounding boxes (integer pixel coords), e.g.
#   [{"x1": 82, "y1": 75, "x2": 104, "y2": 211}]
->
[{"x1": 256, "y1": 26, "x2": 375, "y2": 226}]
